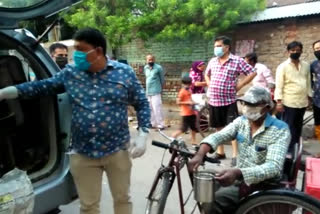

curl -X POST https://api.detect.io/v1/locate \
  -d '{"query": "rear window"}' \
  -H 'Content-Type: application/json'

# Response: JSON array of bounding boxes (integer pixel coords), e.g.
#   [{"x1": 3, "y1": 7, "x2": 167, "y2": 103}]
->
[{"x1": 0, "y1": 0, "x2": 45, "y2": 9}]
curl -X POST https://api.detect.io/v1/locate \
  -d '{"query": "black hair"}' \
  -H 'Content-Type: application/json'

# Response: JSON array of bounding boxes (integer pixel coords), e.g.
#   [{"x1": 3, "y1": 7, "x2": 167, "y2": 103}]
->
[
  {"x1": 214, "y1": 36, "x2": 232, "y2": 48},
  {"x1": 182, "y1": 76, "x2": 192, "y2": 85},
  {"x1": 245, "y1": 52, "x2": 258, "y2": 63},
  {"x1": 313, "y1": 40, "x2": 320, "y2": 49},
  {"x1": 49, "y1": 43, "x2": 68, "y2": 55},
  {"x1": 287, "y1": 41, "x2": 303, "y2": 51},
  {"x1": 73, "y1": 27, "x2": 107, "y2": 55},
  {"x1": 118, "y1": 59, "x2": 128, "y2": 64}
]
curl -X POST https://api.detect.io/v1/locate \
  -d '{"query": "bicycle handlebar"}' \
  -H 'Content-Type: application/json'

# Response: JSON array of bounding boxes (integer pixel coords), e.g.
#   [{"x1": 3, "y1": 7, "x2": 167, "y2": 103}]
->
[{"x1": 152, "y1": 140, "x2": 220, "y2": 164}]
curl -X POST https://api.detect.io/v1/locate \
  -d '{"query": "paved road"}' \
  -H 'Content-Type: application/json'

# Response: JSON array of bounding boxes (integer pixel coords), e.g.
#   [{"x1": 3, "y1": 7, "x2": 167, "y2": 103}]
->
[
  {"x1": 59, "y1": 123, "x2": 320, "y2": 214},
  {"x1": 59, "y1": 125, "x2": 231, "y2": 214}
]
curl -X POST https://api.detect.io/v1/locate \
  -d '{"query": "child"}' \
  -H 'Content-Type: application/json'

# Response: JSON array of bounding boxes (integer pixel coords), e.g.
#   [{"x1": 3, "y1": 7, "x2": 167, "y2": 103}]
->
[{"x1": 172, "y1": 76, "x2": 198, "y2": 145}]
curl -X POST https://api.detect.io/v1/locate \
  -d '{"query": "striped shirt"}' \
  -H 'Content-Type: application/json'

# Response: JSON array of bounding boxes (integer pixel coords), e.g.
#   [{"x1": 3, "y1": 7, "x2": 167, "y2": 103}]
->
[
  {"x1": 205, "y1": 54, "x2": 255, "y2": 106},
  {"x1": 201, "y1": 114, "x2": 290, "y2": 185}
]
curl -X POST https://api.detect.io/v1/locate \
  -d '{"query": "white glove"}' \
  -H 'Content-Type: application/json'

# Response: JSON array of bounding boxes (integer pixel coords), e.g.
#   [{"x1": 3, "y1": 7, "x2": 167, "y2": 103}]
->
[
  {"x1": 129, "y1": 128, "x2": 149, "y2": 159},
  {"x1": 0, "y1": 86, "x2": 18, "y2": 101}
]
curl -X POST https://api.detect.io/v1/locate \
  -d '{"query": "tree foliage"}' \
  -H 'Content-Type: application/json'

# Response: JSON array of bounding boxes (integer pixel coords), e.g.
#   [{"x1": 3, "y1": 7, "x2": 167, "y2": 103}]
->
[{"x1": 65, "y1": 0, "x2": 265, "y2": 52}]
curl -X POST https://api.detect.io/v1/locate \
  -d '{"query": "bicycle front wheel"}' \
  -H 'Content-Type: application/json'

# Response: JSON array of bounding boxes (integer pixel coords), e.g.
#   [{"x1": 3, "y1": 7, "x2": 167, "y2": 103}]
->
[
  {"x1": 145, "y1": 172, "x2": 173, "y2": 214},
  {"x1": 235, "y1": 189, "x2": 320, "y2": 214},
  {"x1": 197, "y1": 106, "x2": 212, "y2": 138}
]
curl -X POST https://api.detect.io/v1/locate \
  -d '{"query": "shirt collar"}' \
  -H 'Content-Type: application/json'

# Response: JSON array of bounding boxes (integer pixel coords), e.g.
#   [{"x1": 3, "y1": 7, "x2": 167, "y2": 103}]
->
[
  {"x1": 286, "y1": 58, "x2": 301, "y2": 65},
  {"x1": 213, "y1": 53, "x2": 235, "y2": 63},
  {"x1": 264, "y1": 113, "x2": 273, "y2": 128},
  {"x1": 107, "y1": 59, "x2": 116, "y2": 68}
]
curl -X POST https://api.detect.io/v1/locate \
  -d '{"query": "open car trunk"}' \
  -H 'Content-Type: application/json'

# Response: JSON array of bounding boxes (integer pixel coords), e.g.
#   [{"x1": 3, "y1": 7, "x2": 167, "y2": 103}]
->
[{"x1": 0, "y1": 32, "x2": 60, "y2": 182}]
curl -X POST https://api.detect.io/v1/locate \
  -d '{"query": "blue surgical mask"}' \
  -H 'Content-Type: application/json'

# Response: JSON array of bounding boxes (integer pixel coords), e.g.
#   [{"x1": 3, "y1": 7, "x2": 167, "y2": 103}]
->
[
  {"x1": 73, "y1": 49, "x2": 95, "y2": 71},
  {"x1": 214, "y1": 47, "x2": 224, "y2": 58}
]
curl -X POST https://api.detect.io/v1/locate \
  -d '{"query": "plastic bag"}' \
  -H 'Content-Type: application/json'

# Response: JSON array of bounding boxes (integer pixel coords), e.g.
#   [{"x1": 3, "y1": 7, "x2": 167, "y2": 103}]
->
[{"x1": 0, "y1": 169, "x2": 34, "y2": 214}]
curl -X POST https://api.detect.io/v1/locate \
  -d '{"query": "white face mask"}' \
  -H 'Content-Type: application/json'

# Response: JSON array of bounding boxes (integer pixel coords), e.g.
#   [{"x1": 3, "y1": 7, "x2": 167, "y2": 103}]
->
[{"x1": 242, "y1": 105, "x2": 266, "y2": 121}]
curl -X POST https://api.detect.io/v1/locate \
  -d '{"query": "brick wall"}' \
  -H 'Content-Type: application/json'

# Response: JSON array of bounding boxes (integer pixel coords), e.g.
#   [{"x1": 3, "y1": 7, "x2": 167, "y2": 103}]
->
[
  {"x1": 233, "y1": 16, "x2": 320, "y2": 74},
  {"x1": 118, "y1": 39, "x2": 214, "y2": 103},
  {"x1": 118, "y1": 16, "x2": 320, "y2": 103}
]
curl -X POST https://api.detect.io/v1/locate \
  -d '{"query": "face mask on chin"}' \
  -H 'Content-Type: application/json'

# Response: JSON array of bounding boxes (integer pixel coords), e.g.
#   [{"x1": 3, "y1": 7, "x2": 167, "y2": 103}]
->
[
  {"x1": 148, "y1": 62, "x2": 154, "y2": 67},
  {"x1": 242, "y1": 105, "x2": 266, "y2": 121}
]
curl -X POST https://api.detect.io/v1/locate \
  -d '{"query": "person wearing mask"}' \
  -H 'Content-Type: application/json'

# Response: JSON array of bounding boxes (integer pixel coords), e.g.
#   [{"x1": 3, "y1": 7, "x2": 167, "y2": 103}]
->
[
  {"x1": 205, "y1": 36, "x2": 256, "y2": 167},
  {"x1": 275, "y1": 41, "x2": 312, "y2": 153},
  {"x1": 0, "y1": 28, "x2": 151, "y2": 214},
  {"x1": 189, "y1": 61, "x2": 207, "y2": 94},
  {"x1": 188, "y1": 86, "x2": 290, "y2": 214},
  {"x1": 144, "y1": 54, "x2": 166, "y2": 130},
  {"x1": 311, "y1": 40, "x2": 320, "y2": 158},
  {"x1": 49, "y1": 42, "x2": 69, "y2": 69}
]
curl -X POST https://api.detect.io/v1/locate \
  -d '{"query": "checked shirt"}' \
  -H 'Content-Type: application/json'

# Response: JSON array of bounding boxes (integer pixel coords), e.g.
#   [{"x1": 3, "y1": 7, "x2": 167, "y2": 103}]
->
[
  {"x1": 205, "y1": 54, "x2": 255, "y2": 106},
  {"x1": 201, "y1": 114, "x2": 290, "y2": 185}
]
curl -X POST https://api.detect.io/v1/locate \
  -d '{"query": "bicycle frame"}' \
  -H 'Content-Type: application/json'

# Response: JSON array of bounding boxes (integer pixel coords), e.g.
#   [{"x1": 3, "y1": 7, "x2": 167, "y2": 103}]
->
[{"x1": 146, "y1": 143, "x2": 202, "y2": 214}]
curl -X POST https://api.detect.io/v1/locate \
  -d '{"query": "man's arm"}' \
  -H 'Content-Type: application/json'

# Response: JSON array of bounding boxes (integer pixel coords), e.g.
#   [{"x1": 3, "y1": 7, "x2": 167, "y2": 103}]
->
[
  {"x1": 310, "y1": 64, "x2": 315, "y2": 89},
  {"x1": 128, "y1": 68, "x2": 151, "y2": 128},
  {"x1": 240, "y1": 126, "x2": 290, "y2": 185},
  {"x1": 159, "y1": 66, "x2": 165, "y2": 88},
  {"x1": 262, "y1": 65, "x2": 275, "y2": 88},
  {"x1": 200, "y1": 117, "x2": 241, "y2": 150},
  {"x1": 306, "y1": 65, "x2": 313, "y2": 99},
  {"x1": 274, "y1": 65, "x2": 285, "y2": 111},
  {"x1": 188, "y1": 118, "x2": 241, "y2": 171},
  {"x1": 15, "y1": 70, "x2": 66, "y2": 99},
  {"x1": 236, "y1": 72, "x2": 257, "y2": 91},
  {"x1": 237, "y1": 58, "x2": 257, "y2": 91},
  {"x1": 204, "y1": 59, "x2": 213, "y2": 87},
  {"x1": 204, "y1": 70, "x2": 211, "y2": 86}
]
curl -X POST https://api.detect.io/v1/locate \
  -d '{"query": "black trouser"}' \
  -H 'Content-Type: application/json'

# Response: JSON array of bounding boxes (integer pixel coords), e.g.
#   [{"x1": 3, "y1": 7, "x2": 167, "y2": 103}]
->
[
  {"x1": 313, "y1": 104, "x2": 320, "y2": 125},
  {"x1": 202, "y1": 183, "x2": 240, "y2": 214},
  {"x1": 281, "y1": 105, "x2": 306, "y2": 152}
]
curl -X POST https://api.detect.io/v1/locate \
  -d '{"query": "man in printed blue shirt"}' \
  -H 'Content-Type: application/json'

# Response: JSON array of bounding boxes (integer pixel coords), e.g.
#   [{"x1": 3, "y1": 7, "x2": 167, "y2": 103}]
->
[{"x1": 0, "y1": 28, "x2": 151, "y2": 214}]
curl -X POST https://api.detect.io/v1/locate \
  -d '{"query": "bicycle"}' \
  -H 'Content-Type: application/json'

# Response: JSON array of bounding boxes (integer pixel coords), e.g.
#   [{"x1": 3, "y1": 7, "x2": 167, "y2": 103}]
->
[
  {"x1": 145, "y1": 131, "x2": 320, "y2": 214},
  {"x1": 145, "y1": 130, "x2": 220, "y2": 214},
  {"x1": 191, "y1": 94, "x2": 213, "y2": 138}
]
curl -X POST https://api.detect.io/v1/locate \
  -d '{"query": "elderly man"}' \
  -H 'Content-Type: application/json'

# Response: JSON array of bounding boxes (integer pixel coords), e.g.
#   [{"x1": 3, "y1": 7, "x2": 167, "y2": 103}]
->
[
  {"x1": 188, "y1": 86, "x2": 290, "y2": 214},
  {"x1": 144, "y1": 54, "x2": 165, "y2": 130}
]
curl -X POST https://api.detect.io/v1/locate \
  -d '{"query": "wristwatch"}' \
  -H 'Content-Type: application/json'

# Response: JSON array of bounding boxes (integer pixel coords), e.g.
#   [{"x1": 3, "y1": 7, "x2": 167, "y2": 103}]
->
[{"x1": 140, "y1": 127, "x2": 150, "y2": 133}]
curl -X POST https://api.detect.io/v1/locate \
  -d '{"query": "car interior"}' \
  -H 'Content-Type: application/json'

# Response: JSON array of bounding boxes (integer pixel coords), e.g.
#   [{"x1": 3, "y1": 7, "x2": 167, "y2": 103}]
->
[{"x1": 0, "y1": 33, "x2": 60, "y2": 182}]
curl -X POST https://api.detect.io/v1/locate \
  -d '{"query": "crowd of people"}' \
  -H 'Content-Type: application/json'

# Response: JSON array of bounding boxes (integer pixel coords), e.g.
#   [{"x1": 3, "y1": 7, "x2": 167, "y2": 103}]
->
[
  {"x1": 0, "y1": 27, "x2": 320, "y2": 214},
  {"x1": 174, "y1": 37, "x2": 320, "y2": 160}
]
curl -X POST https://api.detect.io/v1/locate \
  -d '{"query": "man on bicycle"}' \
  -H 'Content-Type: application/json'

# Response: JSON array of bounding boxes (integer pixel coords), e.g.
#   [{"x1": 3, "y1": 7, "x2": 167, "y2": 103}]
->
[{"x1": 188, "y1": 86, "x2": 291, "y2": 214}]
